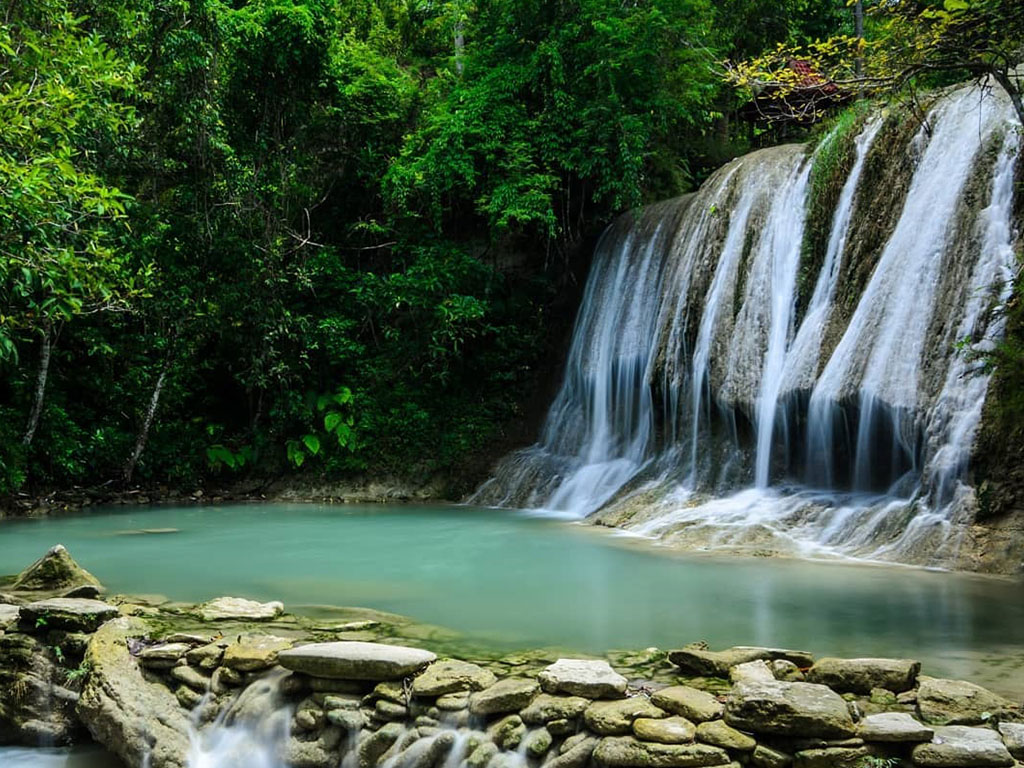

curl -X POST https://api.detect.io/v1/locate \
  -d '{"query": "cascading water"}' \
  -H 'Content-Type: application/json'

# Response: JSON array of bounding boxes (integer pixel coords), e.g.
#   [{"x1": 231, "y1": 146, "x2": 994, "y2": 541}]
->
[{"x1": 473, "y1": 81, "x2": 1021, "y2": 568}]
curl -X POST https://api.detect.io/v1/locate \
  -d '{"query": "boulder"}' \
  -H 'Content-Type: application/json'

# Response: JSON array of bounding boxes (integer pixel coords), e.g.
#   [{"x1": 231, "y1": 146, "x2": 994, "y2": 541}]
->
[
  {"x1": 916, "y1": 677, "x2": 1020, "y2": 725},
  {"x1": 858, "y1": 712, "x2": 933, "y2": 743},
  {"x1": 522, "y1": 693, "x2": 591, "y2": 724},
  {"x1": 651, "y1": 687, "x2": 724, "y2": 723},
  {"x1": 411, "y1": 659, "x2": 496, "y2": 696},
  {"x1": 0, "y1": 632, "x2": 81, "y2": 745},
  {"x1": 585, "y1": 697, "x2": 667, "y2": 736},
  {"x1": 539, "y1": 659, "x2": 628, "y2": 699},
  {"x1": 278, "y1": 641, "x2": 436, "y2": 681},
  {"x1": 668, "y1": 646, "x2": 814, "y2": 678},
  {"x1": 806, "y1": 658, "x2": 920, "y2": 694},
  {"x1": 468, "y1": 678, "x2": 539, "y2": 716},
  {"x1": 12, "y1": 545, "x2": 102, "y2": 593},
  {"x1": 593, "y1": 735, "x2": 731, "y2": 767},
  {"x1": 769, "y1": 660, "x2": 804, "y2": 682},
  {"x1": 997, "y1": 722, "x2": 1024, "y2": 760},
  {"x1": 196, "y1": 596, "x2": 284, "y2": 621},
  {"x1": 20, "y1": 598, "x2": 118, "y2": 633},
  {"x1": 724, "y1": 680, "x2": 856, "y2": 739},
  {"x1": 911, "y1": 725, "x2": 1015, "y2": 767},
  {"x1": 76, "y1": 617, "x2": 191, "y2": 768},
  {"x1": 488, "y1": 714, "x2": 526, "y2": 750},
  {"x1": 695, "y1": 720, "x2": 756, "y2": 751},
  {"x1": 221, "y1": 634, "x2": 293, "y2": 672},
  {"x1": 633, "y1": 716, "x2": 696, "y2": 744}
]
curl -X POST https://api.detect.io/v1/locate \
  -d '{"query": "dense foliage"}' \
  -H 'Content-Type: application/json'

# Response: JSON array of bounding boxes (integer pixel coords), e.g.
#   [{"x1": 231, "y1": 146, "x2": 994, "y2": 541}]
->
[{"x1": 1, "y1": 0, "x2": 1016, "y2": 495}]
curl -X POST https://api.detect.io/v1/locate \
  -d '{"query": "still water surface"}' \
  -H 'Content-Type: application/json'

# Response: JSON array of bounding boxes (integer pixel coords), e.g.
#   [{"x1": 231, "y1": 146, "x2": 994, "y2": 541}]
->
[{"x1": 2, "y1": 503, "x2": 1024, "y2": 696}]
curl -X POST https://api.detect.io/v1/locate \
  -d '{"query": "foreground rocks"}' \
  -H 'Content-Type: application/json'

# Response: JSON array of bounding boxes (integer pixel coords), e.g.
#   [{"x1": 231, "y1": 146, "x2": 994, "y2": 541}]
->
[{"x1": 2, "y1": 546, "x2": 1024, "y2": 768}]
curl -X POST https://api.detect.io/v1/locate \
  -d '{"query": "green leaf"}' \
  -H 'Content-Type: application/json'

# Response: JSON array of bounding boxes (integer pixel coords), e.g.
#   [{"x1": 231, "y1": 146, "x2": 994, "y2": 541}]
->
[
  {"x1": 324, "y1": 412, "x2": 343, "y2": 433},
  {"x1": 302, "y1": 434, "x2": 321, "y2": 455}
]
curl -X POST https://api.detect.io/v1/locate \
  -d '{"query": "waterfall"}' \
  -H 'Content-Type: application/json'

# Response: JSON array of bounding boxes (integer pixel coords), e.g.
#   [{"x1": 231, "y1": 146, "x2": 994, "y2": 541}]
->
[{"x1": 474, "y1": 80, "x2": 1020, "y2": 568}]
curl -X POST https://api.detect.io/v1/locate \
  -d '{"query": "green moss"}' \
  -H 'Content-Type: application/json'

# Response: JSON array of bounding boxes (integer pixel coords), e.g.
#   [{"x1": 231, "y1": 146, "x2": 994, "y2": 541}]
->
[{"x1": 795, "y1": 103, "x2": 872, "y2": 325}]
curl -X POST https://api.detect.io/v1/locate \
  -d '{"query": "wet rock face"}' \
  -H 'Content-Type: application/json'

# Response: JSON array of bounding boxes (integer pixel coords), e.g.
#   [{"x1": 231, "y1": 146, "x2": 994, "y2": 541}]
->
[
  {"x1": 0, "y1": 632, "x2": 82, "y2": 746},
  {"x1": 76, "y1": 618, "x2": 191, "y2": 768}
]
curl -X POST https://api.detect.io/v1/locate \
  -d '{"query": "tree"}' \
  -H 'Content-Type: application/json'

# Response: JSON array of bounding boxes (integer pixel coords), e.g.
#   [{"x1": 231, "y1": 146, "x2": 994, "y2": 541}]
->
[
  {"x1": 724, "y1": 0, "x2": 1024, "y2": 126},
  {"x1": 0, "y1": 0, "x2": 146, "y2": 446}
]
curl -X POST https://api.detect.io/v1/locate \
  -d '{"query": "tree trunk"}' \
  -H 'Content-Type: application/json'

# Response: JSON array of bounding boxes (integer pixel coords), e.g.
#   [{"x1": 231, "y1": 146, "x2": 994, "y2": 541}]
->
[
  {"x1": 122, "y1": 362, "x2": 170, "y2": 485},
  {"x1": 22, "y1": 325, "x2": 52, "y2": 448},
  {"x1": 854, "y1": 0, "x2": 865, "y2": 83},
  {"x1": 454, "y1": 22, "x2": 465, "y2": 75},
  {"x1": 991, "y1": 69, "x2": 1024, "y2": 127}
]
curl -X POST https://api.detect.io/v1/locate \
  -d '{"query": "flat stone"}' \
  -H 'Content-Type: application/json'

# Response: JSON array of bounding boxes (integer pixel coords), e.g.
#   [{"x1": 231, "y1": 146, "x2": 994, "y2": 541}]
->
[
  {"x1": 469, "y1": 677, "x2": 539, "y2": 716},
  {"x1": 411, "y1": 659, "x2": 496, "y2": 696},
  {"x1": 20, "y1": 598, "x2": 118, "y2": 632},
  {"x1": 792, "y1": 747, "x2": 867, "y2": 768},
  {"x1": 634, "y1": 716, "x2": 696, "y2": 744},
  {"x1": 278, "y1": 642, "x2": 436, "y2": 681},
  {"x1": 13, "y1": 545, "x2": 102, "y2": 592},
  {"x1": 806, "y1": 658, "x2": 920, "y2": 694},
  {"x1": 859, "y1": 712, "x2": 934, "y2": 743},
  {"x1": 916, "y1": 677, "x2": 1020, "y2": 725},
  {"x1": 651, "y1": 687, "x2": 724, "y2": 723},
  {"x1": 695, "y1": 720, "x2": 756, "y2": 751},
  {"x1": 139, "y1": 642, "x2": 191, "y2": 666},
  {"x1": 585, "y1": 697, "x2": 667, "y2": 735},
  {"x1": 196, "y1": 596, "x2": 284, "y2": 621},
  {"x1": 730, "y1": 661, "x2": 774, "y2": 684},
  {"x1": 997, "y1": 722, "x2": 1024, "y2": 759},
  {"x1": 751, "y1": 745, "x2": 792, "y2": 768},
  {"x1": 911, "y1": 725, "x2": 1014, "y2": 767},
  {"x1": 669, "y1": 646, "x2": 814, "y2": 678},
  {"x1": 221, "y1": 634, "x2": 293, "y2": 671},
  {"x1": 593, "y1": 735, "x2": 731, "y2": 767},
  {"x1": 539, "y1": 659, "x2": 628, "y2": 699},
  {"x1": 724, "y1": 680, "x2": 856, "y2": 739},
  {"x1": 522, "y1": 693, "x2": 591, "y2": 724}
]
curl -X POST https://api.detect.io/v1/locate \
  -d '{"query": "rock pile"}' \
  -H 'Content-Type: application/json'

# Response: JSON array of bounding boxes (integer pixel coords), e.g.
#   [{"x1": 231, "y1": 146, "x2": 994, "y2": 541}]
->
[{"x1": 2, "y1": 548, "x2": 1024, "y2": 768}]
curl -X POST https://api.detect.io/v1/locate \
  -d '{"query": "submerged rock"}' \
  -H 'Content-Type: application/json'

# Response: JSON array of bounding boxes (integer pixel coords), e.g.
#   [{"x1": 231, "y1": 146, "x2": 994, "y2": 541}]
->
[
  {"x1": 806, "y1": 657, "x2": 920, "y2": 694},
  {"x1": 77, "y1": 617, "x2": 191, "y2": 768},
  {"x1": 539, "y1": 658, "x2": 629, "y2": 699},
  {"x1": 196, "y1": 596, "x2": 284, "y2": 621},
  {"x1": 12, "y1": 545, "x2": 102, "y2": 593},
  {"x1": 279, "y1": 641, "x2": 436, "y2": 680}
]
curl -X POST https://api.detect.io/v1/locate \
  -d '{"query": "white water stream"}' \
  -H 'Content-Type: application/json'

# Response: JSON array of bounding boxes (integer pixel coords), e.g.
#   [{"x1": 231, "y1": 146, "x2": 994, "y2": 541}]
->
[{"x1": 474, "y1": 83, "x2": 1021, "y2": 567}]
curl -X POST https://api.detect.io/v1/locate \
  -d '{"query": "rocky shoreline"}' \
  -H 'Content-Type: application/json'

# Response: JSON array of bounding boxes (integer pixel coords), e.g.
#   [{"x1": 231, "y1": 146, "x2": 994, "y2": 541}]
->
[{"x1": 2, "y1": 546, "x2": 1024, "y2": 768}]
